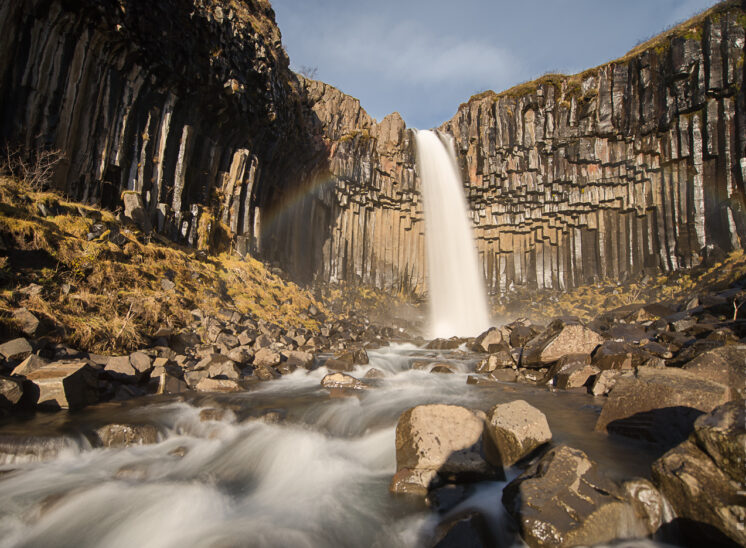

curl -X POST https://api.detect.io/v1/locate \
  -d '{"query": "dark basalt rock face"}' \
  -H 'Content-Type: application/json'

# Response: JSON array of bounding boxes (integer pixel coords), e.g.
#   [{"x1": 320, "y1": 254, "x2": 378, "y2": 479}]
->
[{"x1": 0, "y1": 0, "x2": 325, "y2": 256}]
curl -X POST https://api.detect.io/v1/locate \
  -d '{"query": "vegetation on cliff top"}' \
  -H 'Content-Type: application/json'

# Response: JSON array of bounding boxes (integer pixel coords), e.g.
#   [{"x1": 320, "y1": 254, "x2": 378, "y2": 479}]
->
[
  {"x1": 0, "y1": 176, "x2": 329, "y2": 354},
  {"x1": 462, "y1": 0, "x2": 744, "y2": 109}
]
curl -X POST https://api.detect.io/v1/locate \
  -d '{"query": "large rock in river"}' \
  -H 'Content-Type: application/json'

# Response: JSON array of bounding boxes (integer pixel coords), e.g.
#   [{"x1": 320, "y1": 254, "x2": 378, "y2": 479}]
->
[
  {"x1": 693, "y1": 400, "x2": 746, "y2": 484},
  {"x1": 390, "y1": 404, "x2": 493, "y2": 496},
  {"x1": 522, "y1": 320, "x2": 604, "y2": 368},
  {"x1": 502, "y1": 445, "x2": 644, "y2": 548},
  {"x1": 682, "y1": 344, "x2": 746, "y2": 399},
  {"x1": 483, "y1": 400, "x2": 551, "y2": 468},
  {"x1": 595, "y1": 367, "x2": 731, "y2": 445},
  {"x1": 25, "y1": 361, "x2": 98, "y2": 409}
]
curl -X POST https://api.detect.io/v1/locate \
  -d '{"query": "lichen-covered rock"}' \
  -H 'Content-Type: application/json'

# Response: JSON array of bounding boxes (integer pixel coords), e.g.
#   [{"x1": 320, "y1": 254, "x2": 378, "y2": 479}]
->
[
  {"x1": 652, "y1": 440, "x2": 746, "y2": 547},
  {"x1": 502, "y1": 445, "x2": 644, "y2": 548},
  {"x1": 391, "y1": 404, "x2": 493, "y2": 495},
  {"x1": 483, "y1": 400, "x2": 551, "y2": 468},
  {"x1": 522, "y1": 320, "x2": 604, "y2": 367}
]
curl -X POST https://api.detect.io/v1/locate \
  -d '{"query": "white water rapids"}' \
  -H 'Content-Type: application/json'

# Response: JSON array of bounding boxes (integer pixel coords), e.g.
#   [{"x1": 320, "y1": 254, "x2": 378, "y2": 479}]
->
[
  {"x1": 0, "y1": 346, "x2": 665, "y2": 548},
  {"x1": 416, "y1": 130, "x2": 490, "y2": 339}
]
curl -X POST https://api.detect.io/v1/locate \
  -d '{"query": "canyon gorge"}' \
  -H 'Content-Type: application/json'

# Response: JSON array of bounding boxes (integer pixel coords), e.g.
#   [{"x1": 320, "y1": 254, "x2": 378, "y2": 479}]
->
[{"x1": 4, "y1": 0, "x2": 746, "y2": 298}]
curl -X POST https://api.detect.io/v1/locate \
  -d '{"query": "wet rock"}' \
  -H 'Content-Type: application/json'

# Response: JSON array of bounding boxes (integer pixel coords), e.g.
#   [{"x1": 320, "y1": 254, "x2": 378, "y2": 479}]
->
[
  {"x1": 489, "y1": 369, "x2": 518, "y2": 383},
  {"x1": 425, "y1": 338, "x2": 465, "y2": 350},
  {"x1": 391, "y1": 404, "x2": 493, "y2": 496},
  {"x1": 195, "y1": 377, "x2": 242, "y2": 392},
  {"x1": 199, "y1": 407, "x2": 232, "y2": 422},
  {"x1": 590, "y1": 369, "x2": 620, "y2": 396},
  {"x1": 430, "y1": 365, "x2": 454, "y2": 374},
  {"x1": 95, "y1": 423, "x2": 160, "y2": 447},
  {"x1": 253, "y1": 365, "x2": 280, "y2": 381},
  {"x1": 595, "y1": 367, "x2": 731, "y2": 445},
  {"x1": 426, "y1": 484, "x2": 472, "y2": 513},
  {"x1": 622, "y1": 478, "x2": 670, "y2": 535},
  {"x1": 321, "y1": 372, "x2": 366, "y2": 390},
  {"x1": 0, "y1": 434, "x2": 78, "y2": 464},
  {"x1": 693, "y1": 400, "x2": 746, "y2": 484},
  {"x1": 521, "y1": 320, "x2": 604, "y2": 368},
  {"x1": 0, "y1": 338, "x2": 33, "y2": 362},
  {"x1": 11, "y1": 354, "x2": 49, "y2": 376},
  {"x1": 253, "y1": 347, "x2": 281, "y2": 368},
  {"x1": 431, "y1": 511, "x2": 492, "y2": 548},
  {"x1": 502, "y1": 445, "x2": 638, "y2": 548},
  {"x1": 12, "y1": 308, "x2": 39, "y2": 337},
  {"x1": 25, "y1": 361, "x2": 98, "y2": 409},
  {"x1": 484, "y1": 400, "x2": 551, "y2": 469},
  {"x1": 682, "y1": 345, "x2": 746, "y2": 398},
  {"x1": 475, "y1": 348, "x2": 514, "y2": 373},
  {"x1": 555, "y1": 363, "x2": 599, "y2": 390},
  {"x1": 0, "y1": 376, "x2": 23, "y2": 407},
  {"x1": 470, "y1": 327, "x2": 503, "y2": 353},
  {"x1": 652, "y1": 440, "x2": 746, "y2": 547},
  {"x1": 364, "y1": 367, "x2": 385, "y2": 379}
]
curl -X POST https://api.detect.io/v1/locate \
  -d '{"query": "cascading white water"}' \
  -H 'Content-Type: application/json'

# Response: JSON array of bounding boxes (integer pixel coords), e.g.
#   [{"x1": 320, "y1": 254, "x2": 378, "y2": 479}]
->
[{"x1": 416, "y1": 129, "x2": 491, "y2": 338}]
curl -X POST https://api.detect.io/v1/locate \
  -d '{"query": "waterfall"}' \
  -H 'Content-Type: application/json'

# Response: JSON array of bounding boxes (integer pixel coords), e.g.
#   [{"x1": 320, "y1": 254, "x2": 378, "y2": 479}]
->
[{"x1": 416, "y1": 130, "x2": 490, "y2": 339}]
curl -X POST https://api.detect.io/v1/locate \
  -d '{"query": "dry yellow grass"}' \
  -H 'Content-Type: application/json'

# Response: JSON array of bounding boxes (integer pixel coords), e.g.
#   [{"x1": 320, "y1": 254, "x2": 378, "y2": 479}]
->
[{"x1": 0, "y1": 176, "x2": 329, "y2": 353}]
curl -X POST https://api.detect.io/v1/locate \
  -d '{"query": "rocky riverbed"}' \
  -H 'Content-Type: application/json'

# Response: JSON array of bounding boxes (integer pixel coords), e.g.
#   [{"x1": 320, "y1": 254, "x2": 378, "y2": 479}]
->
[{"x1": 1, "y1": 271, "x2": 744, "y2": 547}]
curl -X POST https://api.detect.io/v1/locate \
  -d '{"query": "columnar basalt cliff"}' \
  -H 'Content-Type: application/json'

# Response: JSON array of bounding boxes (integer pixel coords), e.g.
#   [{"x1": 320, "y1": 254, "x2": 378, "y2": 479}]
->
[
  {"x1": 0, "y1": 0, "x2": 322, "y2": 254},
  {"x1": 289, "y1": 1, "x2": 746, "y2": 296}
]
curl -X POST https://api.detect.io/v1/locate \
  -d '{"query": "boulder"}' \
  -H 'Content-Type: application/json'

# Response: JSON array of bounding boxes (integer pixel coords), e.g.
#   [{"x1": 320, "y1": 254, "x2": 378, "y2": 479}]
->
[
  {"x1": 197, "y1": 354, "x2": 240, "y2": 380},
  {"x1": 12, "y1": 308, "x2": 39, "y2": 337},
  {"x1": 0, "y1": 376, "x2": 23, "y2": 407},
  {"x1": 11, "y1": 354, "x2": 49, "y2": 376},
  {"x1": 590, "y1": 369, "x2": 620, "y2": 396},
  {"x1": 25, "y1": 361, "x2": 98, "y2": 409},
  {"x1": 95, "y1": 423, "x2": 160, "y2": 447},
  {"x1": 483, "y1": 400, "x2": 551, "y2": 468},
  {"x1": 502, "y1": 445, "x2": 640, "y2": 548},
  {"x1": 682, "y1": 345, "x2": 746, "y2": 399},
  {"x1": 390, "y1": 404, "x2": 493, "y2": 496},
  {"x1": 555, "y1": 363, "x2": 599, "y2": 390},
  {"x1": 470, "y1": 327, "x2": 503, "y2": 353},
  {"x1": 522, "y1": 320, "x2": 604, "y2": 368},
  {"x1": 128, "y1": 351, "x2": 152, "y2": 375},
  {"x1": 693, "y1": 400, "x2": 746, "y2": 484},
  {"x1": 622, "y1": 479, "x2": 669, "y2": 536},
  {"x1": 195, "y1": 377, "x2": 242, "y2": 392},
  {"x1": 227, "y1": 346, "x2": 254, "y2": 365},
  {"x1": 320, "y1": 372, "x2": 367, "y2": 390},
  {"x1": 155, "y1": 371, "x2": 188, "y2": 395},
  {"x1": 475, "y1": 348, "x2": 514, "y2": 373},
  {"x1": 595, "y1": 367, "x2": 731, "y2": 445},
  {"x1": 591, "y1": 341, "x2": 638, "y2": 370},
  {"x1": 652, "y1": 440, "x2": 745, "y2": 547},
  {"x1": 282, "y1": 350, "x2": 314, "y2": 370},
  {"x1": 104, "y1": 356, "x2": 139, "y2": 382},
  {"x1": 121, "y1": 191, "x2": 152, "y2": 232},
  {"x1": 0, "y1": 338, "x2": 32, "y2": 361},
  {"x1": 253, "y1": 347, "x2": 281, "y2": 368},
  {"x1": 509, "y1": 324, "x2": 537, "y2": 348}
]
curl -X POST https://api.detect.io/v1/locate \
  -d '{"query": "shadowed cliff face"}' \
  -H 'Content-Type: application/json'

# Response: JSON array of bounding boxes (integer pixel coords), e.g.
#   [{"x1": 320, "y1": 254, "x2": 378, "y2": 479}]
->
[
  {"x1": 291, "y1": 1, "x2": 746, "y2": 296},
  {"x1": 3, "y1": 0, "x2": 746, "y2": 298},
  {"x1": 0, "y1": 0, "x2": 325, "y2": 254}
]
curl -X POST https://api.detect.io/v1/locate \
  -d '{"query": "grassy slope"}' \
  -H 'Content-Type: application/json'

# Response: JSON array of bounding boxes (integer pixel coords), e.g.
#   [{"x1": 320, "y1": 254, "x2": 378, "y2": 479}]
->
[{"x1": 0, "y1": 176, "x2": 329, "y2": 354}]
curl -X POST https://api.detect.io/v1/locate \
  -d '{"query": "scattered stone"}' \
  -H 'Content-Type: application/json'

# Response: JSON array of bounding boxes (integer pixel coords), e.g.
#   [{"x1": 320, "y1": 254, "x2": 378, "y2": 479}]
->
[
  {"x1": 95, "y1": 423, "x2": 160, "y2": 447},
  {"x1": 502, "y1": 445, "x2": 638, "y2": 548},
  {"x1": 195, "y1": 377, "x2": 242, "y2": 392},
  {"x1": 11, "y1": 354, "x2": 49, "y2": 376},
  {"x1": 0, "y1": 338, "x2": 33, "y2": 362},
  {"x1": 522, "y1": 320, "x2": 604, "y2": 367},
  {"x1": 682, "y1": 345, "x2": 746, "y2": 399},
  {"x1": 693, "y1": 400, "x2": 746, "y2": 484},
  {"x1": 25, "y1": 361, "x2": 98, "y2": 409},
  {"x1": 320, "y1": 372, "x2": 366, "y2": 390},
  {"x1": 590, "y1": 369, "x2": 620, "y2": 396},
  {"x1": 12, "y1": 308, "x2": 40, "y2": 337},
  {"x1": 390, "y1": 404, "x2": 493, "y2": 496},
  {"x1": 470, "y1": 327, "x2": 503, "y2": 353},
  {"x1": 253, "y1": 365, "x2": 279, "y2": 381},
  {"x1": 0, "y1": 376, "x2": 23, "y2": 407},
  {"x1": 160, "y1": 278, "x2": 175, "y2": 291},
  {"x1": 555, "y1": 363, "x2": 600, "y2": 390},
  {"x1": 595, "y1": 367, "x2": 731, "y2": 445},
  {"x1": 483, "y1": 400, "x2": 551, "y2": 468},
  {"x1": 253, "y1": 347, "x2": 281, "y2": 368}
]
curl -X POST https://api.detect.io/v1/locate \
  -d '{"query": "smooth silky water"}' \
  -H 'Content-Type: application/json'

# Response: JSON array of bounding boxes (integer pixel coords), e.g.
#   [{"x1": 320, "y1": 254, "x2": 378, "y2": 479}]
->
[{"x1": 0, "y1": 345, "x2": 664, "y2": 548}]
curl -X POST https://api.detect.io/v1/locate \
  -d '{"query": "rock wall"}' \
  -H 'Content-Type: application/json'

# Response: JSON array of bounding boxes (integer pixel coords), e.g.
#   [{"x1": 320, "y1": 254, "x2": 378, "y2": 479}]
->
[
  {"x1": 289, "y1": 1, "x2": 746, "y2": 295},
  {"x1": 0, "y1": 0, "x2": 321, "y2": 253}
]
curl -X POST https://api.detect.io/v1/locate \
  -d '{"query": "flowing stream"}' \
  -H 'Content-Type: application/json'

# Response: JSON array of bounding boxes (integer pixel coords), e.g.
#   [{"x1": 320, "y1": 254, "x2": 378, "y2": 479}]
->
[
  {"x1": 0, "y1": 345, "x2": 664, "y2": 548},
  {"x1": 416, "y1": 130, "x2": 491, "y2": 339}
]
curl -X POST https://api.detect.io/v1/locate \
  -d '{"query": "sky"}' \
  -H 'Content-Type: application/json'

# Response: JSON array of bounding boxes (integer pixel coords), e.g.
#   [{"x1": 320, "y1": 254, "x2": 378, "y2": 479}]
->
[{"x1": 272, "y1": 0, "x2": 719, "y2": 129}]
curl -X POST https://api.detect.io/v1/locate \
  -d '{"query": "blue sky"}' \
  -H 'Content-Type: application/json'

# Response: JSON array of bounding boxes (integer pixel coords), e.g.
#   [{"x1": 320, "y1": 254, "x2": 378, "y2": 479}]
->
[{"x1": 272, "y1": 0, "x2": 719, "y2": 129}]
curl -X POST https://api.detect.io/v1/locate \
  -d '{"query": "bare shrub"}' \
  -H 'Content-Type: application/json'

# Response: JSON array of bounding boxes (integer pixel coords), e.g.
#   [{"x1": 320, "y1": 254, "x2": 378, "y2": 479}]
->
[{"x1": 1, "y1": 143, "x2": 64, "y2": 190}]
